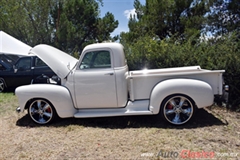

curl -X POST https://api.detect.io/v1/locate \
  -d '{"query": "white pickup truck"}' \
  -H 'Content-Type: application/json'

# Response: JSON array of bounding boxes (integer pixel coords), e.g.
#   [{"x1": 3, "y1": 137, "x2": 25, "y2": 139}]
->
[{"x1": 16, "y1": 43, "x2": 228, "y2": 125}]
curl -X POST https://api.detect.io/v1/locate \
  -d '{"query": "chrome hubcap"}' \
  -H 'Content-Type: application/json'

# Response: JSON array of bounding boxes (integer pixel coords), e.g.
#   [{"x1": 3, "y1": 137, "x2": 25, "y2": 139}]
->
[
  {"x1": 29, "y1": 100, "x2": 53, "y2": 124},
  {"x1": 164, "y1": 96, "x2": 194, "y2": 125}
]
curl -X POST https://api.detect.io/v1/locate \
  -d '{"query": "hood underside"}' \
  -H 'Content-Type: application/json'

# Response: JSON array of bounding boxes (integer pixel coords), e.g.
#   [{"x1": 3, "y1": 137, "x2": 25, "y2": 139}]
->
[{"x1": 30, "y1": 44, "x2": 78, "y2": 79}]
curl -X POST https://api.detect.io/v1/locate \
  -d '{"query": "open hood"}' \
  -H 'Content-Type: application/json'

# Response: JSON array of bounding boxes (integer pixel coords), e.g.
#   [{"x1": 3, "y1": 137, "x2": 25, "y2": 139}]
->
[{"x1": 30, "y1": 44, "x2": 78, "y2": 79}]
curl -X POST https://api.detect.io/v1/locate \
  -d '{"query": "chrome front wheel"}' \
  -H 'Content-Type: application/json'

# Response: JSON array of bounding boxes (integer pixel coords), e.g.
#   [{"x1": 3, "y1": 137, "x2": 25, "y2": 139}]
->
[
  {"x1": 28, "y1": 99, "x2": 56, "y2": 125},
  {"x1": 161, "y1": 95, "x2": 195, "y2": 125}
]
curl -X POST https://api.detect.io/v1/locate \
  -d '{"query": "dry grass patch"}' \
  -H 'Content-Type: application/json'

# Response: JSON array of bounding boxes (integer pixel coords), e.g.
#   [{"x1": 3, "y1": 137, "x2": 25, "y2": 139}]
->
[{"x1": 0, "y1": 93, "x2": 239, "y2": 159}]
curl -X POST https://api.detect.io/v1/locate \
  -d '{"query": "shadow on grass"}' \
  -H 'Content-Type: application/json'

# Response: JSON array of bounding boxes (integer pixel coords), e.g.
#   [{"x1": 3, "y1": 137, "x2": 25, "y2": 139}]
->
[{"x1": 16, "y1": 108, "x2": 227, "y2": 129}]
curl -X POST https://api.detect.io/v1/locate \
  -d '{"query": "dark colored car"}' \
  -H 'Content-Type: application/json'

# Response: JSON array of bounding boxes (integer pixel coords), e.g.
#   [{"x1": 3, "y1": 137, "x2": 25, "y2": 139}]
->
[
  {"x1": 0, "y1": 55, "x2": 55, "y2": 92},
  {"x1": 0, "y1": 54, "x2": 22, "y2": 64}
]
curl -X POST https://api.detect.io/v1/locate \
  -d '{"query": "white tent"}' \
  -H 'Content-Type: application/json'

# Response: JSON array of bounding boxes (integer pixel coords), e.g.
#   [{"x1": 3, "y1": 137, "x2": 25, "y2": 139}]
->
[{"x1": 0, "y1": 31, "x2": 31, "y2": 56}]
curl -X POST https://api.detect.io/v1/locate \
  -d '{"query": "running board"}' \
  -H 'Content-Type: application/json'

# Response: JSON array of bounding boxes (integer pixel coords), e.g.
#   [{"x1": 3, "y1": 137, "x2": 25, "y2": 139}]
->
[
  {"x1": 74, "y1": 110, "x2": 152, "y2": 118},
  {"x1": 74, "y1": 100, "x2": 153, "y2": 118}
]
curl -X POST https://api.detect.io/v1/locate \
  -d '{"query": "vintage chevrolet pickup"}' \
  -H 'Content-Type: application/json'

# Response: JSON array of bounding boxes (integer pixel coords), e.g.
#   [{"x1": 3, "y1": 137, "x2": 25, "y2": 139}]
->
[{"x1": 16, "y1": 43, "x2": 228, "y2": 125}]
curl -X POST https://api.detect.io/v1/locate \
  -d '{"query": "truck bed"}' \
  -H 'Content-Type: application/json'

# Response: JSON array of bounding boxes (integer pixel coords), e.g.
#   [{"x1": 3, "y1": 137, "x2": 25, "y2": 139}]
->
[{"x1": 128, "y1": 66, "x2": 225, "y2": 101}]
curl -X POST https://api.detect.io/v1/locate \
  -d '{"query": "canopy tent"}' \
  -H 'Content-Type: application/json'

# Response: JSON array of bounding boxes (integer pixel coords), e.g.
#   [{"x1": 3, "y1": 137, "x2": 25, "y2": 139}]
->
[{"x1": 0, "y1": 31, "x2": 31, "y2": 56}]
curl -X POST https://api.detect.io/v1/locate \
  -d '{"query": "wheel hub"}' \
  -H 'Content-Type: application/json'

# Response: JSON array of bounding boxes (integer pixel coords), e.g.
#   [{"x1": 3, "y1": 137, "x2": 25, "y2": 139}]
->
[
  {"x1": 174, "y1": 106, "x2": 182, "y2": 114},
  {"x1": 38, "y1": 109, "x2": 44, "y2": 116}
]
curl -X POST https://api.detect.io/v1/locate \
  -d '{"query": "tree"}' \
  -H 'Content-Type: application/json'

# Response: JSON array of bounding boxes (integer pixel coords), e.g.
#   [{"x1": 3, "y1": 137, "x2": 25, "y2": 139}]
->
[
  {"x1": 0, "y1": 0, "x2": 54, "y2": 46},
  {"x1": 0, "y1": 0, "x2": 118, "y2": 53},
  {"x1": 207, "y1": 0, "x2": 240, "y2": 36},
  {"x1": 228, "y1": 0, "x2": 240, "y2": 31},
  {"x1": 120, "y1": 0, "x2": 212, "y2": 43},
  {"x1": 96, "y1": 12, "x2": 119, "y2": 42},
  {"x1": 51, "y1": 0, "x2": 118, "y2": 53}
]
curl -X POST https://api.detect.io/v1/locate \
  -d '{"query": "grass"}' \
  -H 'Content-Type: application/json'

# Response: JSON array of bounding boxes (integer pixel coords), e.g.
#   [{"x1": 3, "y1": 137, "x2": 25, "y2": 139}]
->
[
  {"x1": 0, "y1": 93, "x2": 239, "y2": 159},
  {"x1": 0, "y1": 92, "x2": 18, "y2": 115}
]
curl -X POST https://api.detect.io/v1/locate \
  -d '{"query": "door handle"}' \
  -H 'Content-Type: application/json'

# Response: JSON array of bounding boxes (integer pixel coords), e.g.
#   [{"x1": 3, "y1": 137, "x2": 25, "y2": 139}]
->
[{"x1": 104, "y1": 73, "x2": 114, "y2": 76}]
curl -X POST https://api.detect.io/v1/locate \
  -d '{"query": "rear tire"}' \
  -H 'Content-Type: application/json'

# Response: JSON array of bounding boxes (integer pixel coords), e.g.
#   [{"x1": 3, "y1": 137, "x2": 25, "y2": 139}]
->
[
  {"x1": 28, "y1": 99, "x2": 56, "y2": 125},
  {"x1": 160, "y1": 94, "x2": 196, "y2": 125}
]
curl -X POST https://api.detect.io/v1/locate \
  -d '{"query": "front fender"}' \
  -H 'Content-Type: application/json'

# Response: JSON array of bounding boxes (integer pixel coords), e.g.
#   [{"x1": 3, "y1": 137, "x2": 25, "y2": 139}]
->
[
  {"x1": 149, "y1": 79, "x2": 214, "y2": 114},
  {"x1": 15, "y1": 84, "x2": 77, "y2": 118}
]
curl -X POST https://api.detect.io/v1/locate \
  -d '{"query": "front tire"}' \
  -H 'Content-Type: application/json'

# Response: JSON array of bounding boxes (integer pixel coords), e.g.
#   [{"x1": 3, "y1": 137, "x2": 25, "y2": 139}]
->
[
  {"x1": 161, "y1": 94, "x2": 196, "y2": 125},
  {"x1": 28, "y1": 99, "x2": 56, "y2": 125}
]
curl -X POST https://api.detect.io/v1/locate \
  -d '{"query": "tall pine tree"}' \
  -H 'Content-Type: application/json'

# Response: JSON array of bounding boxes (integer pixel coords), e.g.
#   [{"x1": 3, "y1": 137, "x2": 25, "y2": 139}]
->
[{"x1": 120, "y1": 0, "x2": 212, "y2": 42}]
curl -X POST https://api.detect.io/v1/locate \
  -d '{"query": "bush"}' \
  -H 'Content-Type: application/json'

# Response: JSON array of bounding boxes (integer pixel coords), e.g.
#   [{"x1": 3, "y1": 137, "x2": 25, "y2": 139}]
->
[{"x1": 123, "y1": 33, "x2": 240, "y2": 110}]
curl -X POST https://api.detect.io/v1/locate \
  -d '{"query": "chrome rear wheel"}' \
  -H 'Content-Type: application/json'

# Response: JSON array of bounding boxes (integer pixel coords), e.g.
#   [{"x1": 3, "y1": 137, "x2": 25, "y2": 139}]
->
[{"x1": 161, "y1": 95, "x2": 195, "y2": 125}]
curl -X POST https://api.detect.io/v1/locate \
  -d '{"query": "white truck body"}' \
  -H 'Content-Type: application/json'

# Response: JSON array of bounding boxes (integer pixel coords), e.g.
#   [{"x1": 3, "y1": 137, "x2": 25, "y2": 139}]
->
[{"x1": 15, "y1": 43, "x2": 227, "y2": 125}]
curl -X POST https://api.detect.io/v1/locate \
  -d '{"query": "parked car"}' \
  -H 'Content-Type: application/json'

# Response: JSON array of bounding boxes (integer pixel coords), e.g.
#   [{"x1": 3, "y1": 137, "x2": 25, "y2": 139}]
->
[
  {"x1": 0, "y1": 53, "x2": 21, "y2": 64},
  {"x1": 16, "y1": 43, "x2": 228, "y2": 125},
  {"x1": 0, "y1": 55, "x2": 55, "y2": 92}
]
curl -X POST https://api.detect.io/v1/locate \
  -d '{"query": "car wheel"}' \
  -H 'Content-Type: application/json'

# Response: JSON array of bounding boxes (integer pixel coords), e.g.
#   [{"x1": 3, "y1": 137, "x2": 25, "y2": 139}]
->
[
  {"x1": 161, "y1": 94, "x2": 195, "y2": 125},
  {"x1": 0, "y1": 79, "x2": 5, "y2": 92},
  {"x1": 28, "y1": 99, "x2": 56, "y2": 125}
]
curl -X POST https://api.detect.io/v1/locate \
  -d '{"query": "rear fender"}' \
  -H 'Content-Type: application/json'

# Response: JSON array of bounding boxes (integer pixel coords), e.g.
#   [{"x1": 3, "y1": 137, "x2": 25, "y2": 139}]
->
[
  {"x1": 15, "y1": 84, "x2": 77, "y2": 118},
  {"x1": 149, "y1": 79, "x2": 214, "y2": 114}
]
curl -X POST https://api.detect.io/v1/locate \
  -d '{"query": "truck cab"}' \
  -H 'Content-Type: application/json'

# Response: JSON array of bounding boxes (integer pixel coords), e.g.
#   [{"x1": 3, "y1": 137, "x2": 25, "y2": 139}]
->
[{"x1": 70, "y1": 43, "x2": 128, "y2": 109}]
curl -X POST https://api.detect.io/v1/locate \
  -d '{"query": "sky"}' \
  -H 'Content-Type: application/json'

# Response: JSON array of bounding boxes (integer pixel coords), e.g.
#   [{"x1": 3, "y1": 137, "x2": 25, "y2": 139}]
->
[{"x1": 100, "y1": 0, "x2": 145, "y2": 36}]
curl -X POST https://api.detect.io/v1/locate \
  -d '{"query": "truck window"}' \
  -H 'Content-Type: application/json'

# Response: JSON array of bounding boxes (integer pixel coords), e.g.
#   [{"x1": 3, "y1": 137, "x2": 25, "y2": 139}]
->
[
  {"x1": 35, "y1": 57, "x2": 47, "y2": 67},
  {"x1": 15, "y1": 57, "x2": 31, "y2": 70},
  {"x1": 80, "y1": 51, "x2": 111, "y2": 69}
]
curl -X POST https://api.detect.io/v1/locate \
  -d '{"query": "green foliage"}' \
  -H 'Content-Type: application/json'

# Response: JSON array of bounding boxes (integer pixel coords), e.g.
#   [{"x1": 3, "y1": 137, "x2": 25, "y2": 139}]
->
[
  {"x1": 0, "y1": 0, "x2": 118, "y2": 52},
  {"x1": 207, "y1": 0, "x2": 240, "y2": 36},
  {"x1": 0, "y1": 0, "x2": 54, "y2": 46},
  {"x1": 51, "y1": 0, "x2": 119, "y2": 53},
  {"x1": 123, "y1": 33, "x2": 240, "y2": 110},
  {"x1": 121, "y1": 0, "x2": 212, "y2": 42},
  {"x1": 121, "y1": 0, "x2": 240, "y2": 110}
]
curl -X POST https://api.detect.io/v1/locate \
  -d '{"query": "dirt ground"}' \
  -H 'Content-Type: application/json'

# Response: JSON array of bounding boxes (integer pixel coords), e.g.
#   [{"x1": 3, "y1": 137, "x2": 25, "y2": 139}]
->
[{"x1": 0, "y1": 94, "x2": 239, "y2": 159}]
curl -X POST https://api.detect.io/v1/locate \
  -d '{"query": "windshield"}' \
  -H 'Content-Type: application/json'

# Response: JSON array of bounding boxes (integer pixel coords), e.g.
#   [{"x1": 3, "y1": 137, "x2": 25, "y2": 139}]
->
[
  {"x1": 0, "y1": 59, "x2": 13, "y2": 69},
  {"x1": 0, "y1": 54, "x2": 20, "y2": 64}
]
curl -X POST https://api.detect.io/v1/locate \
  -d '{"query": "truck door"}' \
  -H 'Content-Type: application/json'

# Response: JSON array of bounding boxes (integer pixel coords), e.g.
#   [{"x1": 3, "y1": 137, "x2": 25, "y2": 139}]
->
[
  {"x1": 12, "y1": 57, "x2": 33, "y2": 87},
  {"x1": 74, "y1": 50, "x2": 118, "y2": 108}
]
